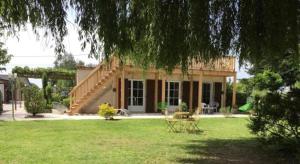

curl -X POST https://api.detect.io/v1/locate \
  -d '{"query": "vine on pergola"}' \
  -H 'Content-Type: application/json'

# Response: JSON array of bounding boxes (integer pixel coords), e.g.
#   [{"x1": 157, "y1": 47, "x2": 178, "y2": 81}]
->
[{"x1": 12, "y1": 66, "x2": 75, "y2": 80}]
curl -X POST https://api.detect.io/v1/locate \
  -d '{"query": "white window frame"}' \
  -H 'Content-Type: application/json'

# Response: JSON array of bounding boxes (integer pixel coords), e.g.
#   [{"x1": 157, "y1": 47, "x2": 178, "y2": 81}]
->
[
  {"x1": 127, "y1": 79, "x2": 145, "y2": 112},
  {"x1": 165, "y1": 81, "x2": 181, "y2": 108}
]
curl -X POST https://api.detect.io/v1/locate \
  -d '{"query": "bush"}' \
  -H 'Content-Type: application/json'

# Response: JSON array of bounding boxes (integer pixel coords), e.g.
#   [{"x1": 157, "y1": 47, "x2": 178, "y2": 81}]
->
[
  {"x1": 52, "y1": 93, "x2": 62, "y2": 102},
  {"x1": 62, "y1": 98, "x2": 70, "y2": 108},
  {"x1": 98, "y1": 103, "x2": 116, "y2": 120},
  {"x1": 249, "y1": 70, "x2": 300, "y2": 158},
  {"x1": 23, "y1": 85, "x2": 46, "y2": 116},
  {"x1": 179, "y1": 102, "x2": 188, "y2": 112},
  {"x1": 157, "y1": 101, "x2": 168, "y2": 113}
]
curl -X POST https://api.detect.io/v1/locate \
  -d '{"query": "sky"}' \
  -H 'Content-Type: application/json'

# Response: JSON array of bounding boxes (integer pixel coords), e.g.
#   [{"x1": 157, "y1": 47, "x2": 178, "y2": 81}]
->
[{"x1": 1, "y1": 21, "x2": 250, "y2": 88}]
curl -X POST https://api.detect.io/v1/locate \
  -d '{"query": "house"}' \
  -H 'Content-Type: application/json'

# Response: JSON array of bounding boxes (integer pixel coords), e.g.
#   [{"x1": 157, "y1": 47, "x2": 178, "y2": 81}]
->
[
  {"x1": 0, "y1": 74, "x2": 30, "y2": 103},
  {"x1": 0, "y1": 75, "x2": 10, "y2": 103},
  {"x1": 69, "y1": 56, "x2": 237, "y2": 114}
]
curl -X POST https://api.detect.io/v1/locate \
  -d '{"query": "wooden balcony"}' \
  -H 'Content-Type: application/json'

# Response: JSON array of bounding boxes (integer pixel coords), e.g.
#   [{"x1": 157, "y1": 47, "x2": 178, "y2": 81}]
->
[
  {"x1": 189, "y1": 56, "x2": 235, "y2": 72},
  {"x1": 123, "y1": 56, "x2": 236, "y2": 72}
]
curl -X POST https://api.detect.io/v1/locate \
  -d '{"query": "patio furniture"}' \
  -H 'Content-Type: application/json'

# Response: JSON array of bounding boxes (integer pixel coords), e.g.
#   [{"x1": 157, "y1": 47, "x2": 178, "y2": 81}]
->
[
  {"x1": 116, "y1": 109, "x2": 129, "y2": 116},
  {"x1": 183, "y1": 115, "x2": 201, "y2": 133},
  {"x1": 211, "y1": 102, "x2": 219, "y2": 113},
  {"x1": 173, "y1": 112, "x2": 192, "y2": 119},
  {"x1": 165, "y1": 112, "x2": 180, "y2": 132},
  {"x1": 202, "y1": 103, "x2": 209, "y2": 114},
  {"x1": 165, "y1": 111, "x2": 201, "y2": 133}
]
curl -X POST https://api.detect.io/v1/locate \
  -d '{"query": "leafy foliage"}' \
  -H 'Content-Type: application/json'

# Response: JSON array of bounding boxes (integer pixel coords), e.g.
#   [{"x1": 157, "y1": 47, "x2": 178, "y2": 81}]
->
[
  {"x1": 249, "y1": 70, "x2": 300, "y2": 157},
  {"x1": 254, "y1": 70, "x2": 283, "y2": 91},
  {"x1": 0, "y1": 42, "x2": 12, "y2": 70},
  {"x1": 0, "y1": 1, "x2": 298, "y2": 71},
  {"x1": 157, "y1": 101, "x2": 168, "y2": 112},
  {"x1": 45, "y1": 83, "x2": 52, "y2": 104},
  {"x1": 62, "y1": 98, "x2": 70, "y2": 108},
  {"x1": 98, "y1": 103, "x2": 116, "y2": 120},
  {"x1": 23, "y1": 85, "x2": 46, "y2": 116},
  {"x1": 12, "y1": 66, "x2": 75, "y2": 80},
  {"x1": 179, "y1": 102, "x2": 188, "y2": 112}
]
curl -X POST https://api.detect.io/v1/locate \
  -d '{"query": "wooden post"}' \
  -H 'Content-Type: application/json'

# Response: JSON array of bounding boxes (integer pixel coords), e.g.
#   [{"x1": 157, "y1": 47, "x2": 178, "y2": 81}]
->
[
  {"x1": 162, "y1": 76, "x2": 166, "y2": 103},
  {"x1": 121, "y1": 69, "x2": 125, "y2": 109},
  {"x1": 154, "y1": 73, "x2": 158, "y2": 112},
  {"x1": 222, "y1": 76, "x2": 227, "y2": 108},
  {"x1": 232, "y1": 74, "x2": 237, "y2": 110},
  {"x1": 197, "y1": 72, "x2": 203, "y2": 114},
  {"x1": 189, "y1": 75, "x2": 193, "y2": 112},
  {"x1": 114, "y1": 74, "x2": 119, "y2": 108}
]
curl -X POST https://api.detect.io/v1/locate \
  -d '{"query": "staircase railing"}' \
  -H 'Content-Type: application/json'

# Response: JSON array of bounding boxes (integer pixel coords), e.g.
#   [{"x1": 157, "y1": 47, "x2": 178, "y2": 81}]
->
[{"x1": 69, "y1": 57, "x2": 119, "y2": 110}]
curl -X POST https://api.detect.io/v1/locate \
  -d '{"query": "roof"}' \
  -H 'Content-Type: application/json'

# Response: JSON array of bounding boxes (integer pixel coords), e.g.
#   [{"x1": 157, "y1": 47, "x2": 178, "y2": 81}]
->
[
  {"x1": 0, "y1": 74, "x2": 9, "y2": 81},
  {"x1": 76, "y1": 65, "x2": 96, "y2": 70}
]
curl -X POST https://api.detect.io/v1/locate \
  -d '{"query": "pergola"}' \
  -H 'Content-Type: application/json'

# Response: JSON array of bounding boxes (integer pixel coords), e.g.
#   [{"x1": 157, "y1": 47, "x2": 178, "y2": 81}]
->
[{"x1": 12, "y1": 66, "x2": 76, "y2": 80}]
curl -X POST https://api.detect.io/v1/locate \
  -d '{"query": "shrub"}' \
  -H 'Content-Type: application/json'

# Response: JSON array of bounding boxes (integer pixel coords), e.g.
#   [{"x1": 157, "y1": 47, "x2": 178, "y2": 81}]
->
[
  {"x1": 52, "y1": 93, "x2": 62, "y2": 102},
  {"x1": 179, "y1": 102, "x2": 188, "y2": 112},
  {"x1": 98, "y1": 103, "x2": 116, "y2": 120},
  {"x1": 249, "y1": 70, "x2": 300, "y2": 158},
  {"x1": 45, "y1": 83, "x2": 52, "y2": 104},
  {"x1": 62, "y1": 98, "x2": 70, "y2": 108},
  {"x1": 23, "y1": 85, "x2": 46, "y2": 116},
  {"x1": 158, "y1": 101, "x2": 168, "y2": 113}
]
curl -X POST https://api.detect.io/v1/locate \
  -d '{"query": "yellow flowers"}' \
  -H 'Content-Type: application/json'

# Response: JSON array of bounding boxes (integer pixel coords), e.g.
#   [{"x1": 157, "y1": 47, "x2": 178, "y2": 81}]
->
[{"x1": 98, "y1": 103, "x2": 116, "y2": 120}]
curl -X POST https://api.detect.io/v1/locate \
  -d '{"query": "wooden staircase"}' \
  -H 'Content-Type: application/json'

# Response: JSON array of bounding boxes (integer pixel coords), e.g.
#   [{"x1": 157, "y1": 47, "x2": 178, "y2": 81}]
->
[{"x1": 68, "y1": 57, "x2": 120, "y2": 115}]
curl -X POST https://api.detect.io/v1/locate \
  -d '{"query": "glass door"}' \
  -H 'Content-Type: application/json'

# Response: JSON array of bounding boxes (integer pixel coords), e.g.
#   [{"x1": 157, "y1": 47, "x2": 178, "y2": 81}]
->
[{"x1": 128, "y1": 80, "x2": 144, "y2": 112}]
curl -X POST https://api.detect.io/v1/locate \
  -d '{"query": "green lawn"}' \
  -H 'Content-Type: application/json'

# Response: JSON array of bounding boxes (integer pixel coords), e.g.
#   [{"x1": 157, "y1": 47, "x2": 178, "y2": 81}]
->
[{"x1": 0, "y1": 118, "x2": 291, "y2": 163}]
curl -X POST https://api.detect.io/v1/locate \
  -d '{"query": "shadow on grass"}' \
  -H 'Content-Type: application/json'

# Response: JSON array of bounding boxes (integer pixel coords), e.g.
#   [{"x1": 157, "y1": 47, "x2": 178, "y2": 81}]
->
[{"x1": 175, "y1": 138, "x2": 298, "y2": 164}]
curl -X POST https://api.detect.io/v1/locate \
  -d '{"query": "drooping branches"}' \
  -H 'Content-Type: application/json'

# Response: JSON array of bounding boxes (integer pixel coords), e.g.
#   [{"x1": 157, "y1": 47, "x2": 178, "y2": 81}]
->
[{"x1": 0, "y1": 0, "x2": 298, "y2": 71}]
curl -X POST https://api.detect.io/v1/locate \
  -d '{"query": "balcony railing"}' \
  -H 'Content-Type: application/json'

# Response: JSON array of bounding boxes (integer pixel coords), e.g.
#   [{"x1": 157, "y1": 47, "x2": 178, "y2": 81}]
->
[{"x1": 189, "y1": 57, "x2": 235, "y2": 72}]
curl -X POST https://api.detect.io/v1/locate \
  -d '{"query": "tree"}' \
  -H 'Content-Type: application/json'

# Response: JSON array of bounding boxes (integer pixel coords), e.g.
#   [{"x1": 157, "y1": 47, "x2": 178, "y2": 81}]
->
[
  {"x1": 54, "y1": 52, "x2": 77, "y2": 70},
  {"x1": 42, "y1": 72, "x2": 48, "y2": 99},
  {"x1": 53, "y1": 53, "x2": 83, "y2": 98},
  {"x1": 23, "y1": 85, "x2": 46, "y2": 116},
  {"x1": 0, "y1": 31, "x2": 12, "y2": 71},
  {"x1": 249, "y1": 70, "x2": 300, "y2": 159},
  {"x1": 0, "y1": 1, "x2": 298, "y2": 71}
]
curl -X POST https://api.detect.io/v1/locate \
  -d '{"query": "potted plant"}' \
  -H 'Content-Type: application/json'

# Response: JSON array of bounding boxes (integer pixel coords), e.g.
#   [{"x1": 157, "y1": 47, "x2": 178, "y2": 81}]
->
[
  {"x1": 157, "y1": 101, "x2": 168, "y2": 115},
  {"x1": 179, "y1": 102, "x2": 188, "y2": 112},
  {"x1": 98, "y1": 103, "x2": 116, "y2": 120}
]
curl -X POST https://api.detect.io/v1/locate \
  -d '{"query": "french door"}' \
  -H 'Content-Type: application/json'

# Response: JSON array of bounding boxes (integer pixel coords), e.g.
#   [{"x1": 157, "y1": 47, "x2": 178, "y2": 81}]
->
[{"x1": 127, "y1": 80, "x2": 145, "y2": 112}]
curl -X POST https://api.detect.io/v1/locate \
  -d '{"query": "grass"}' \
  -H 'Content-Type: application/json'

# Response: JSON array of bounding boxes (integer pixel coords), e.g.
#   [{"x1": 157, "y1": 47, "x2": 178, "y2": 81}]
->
[{"x1": 0, "y1": 118, "x2": 294, "y2": 164}]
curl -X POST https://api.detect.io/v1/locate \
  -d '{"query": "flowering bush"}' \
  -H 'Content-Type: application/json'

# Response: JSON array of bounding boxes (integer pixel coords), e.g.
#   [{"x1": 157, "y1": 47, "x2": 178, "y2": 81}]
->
[{"x1": 98, "y1": 103, "x2": 116, "y2": 120}]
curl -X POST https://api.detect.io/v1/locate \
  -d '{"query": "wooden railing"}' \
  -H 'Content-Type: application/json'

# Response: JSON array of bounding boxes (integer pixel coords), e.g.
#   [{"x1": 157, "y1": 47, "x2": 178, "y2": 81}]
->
[
  {"x1": 189, "y1": 56, "x2": 235, "y2": 72},
  {"x1": 69, "y1": 57, "x2": 119, "y2": 110}
]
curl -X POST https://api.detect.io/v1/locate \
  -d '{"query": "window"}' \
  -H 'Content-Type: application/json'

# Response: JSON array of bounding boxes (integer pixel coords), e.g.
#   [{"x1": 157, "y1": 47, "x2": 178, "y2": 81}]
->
[
  {"x1": 202, "y1": 83, "x2": 211, "y2": 104},
  {"x1": 165, "y1": 81, "x2": 180, "y2": 106}
]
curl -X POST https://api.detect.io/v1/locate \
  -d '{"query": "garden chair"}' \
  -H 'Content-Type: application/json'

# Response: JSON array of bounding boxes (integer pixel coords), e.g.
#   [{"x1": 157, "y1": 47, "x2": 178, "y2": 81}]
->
[
  {"x1": 211, "y1": 102, "x2": 219, "y2": 113},
  {"x1": 202, "y1": 103, "x2": 209, "y2": 114},
  {"x1": 165, "y1": 111, "x2": 179, "y2": 132},
  {"x1": 184, "y1": 114, "x2": 201, "y2": 133}
]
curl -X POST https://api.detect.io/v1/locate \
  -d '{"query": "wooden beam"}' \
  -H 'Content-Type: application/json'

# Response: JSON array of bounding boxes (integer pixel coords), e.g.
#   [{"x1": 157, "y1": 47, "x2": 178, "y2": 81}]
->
[
  {"x1": 197, "y1": 72, "x2": 203, "y2": 114},
  {"x1": 232, "y1": 74, "x2": 237, "y2": 109},
  {"x1": 121, "y1": 69, "x2": 125, "y2": 109},
  {"x1": 114, "y1": 73, "x2": 119, "y2": 108},
  {"x1": 221, "y1": 76, "x2": 227, "y2": 108},
  {"x1": 162, "y1": 76, "x2": 166, "y2": 103},
  {"x1": 154, "y1": 72, "x2": 158, "y2": 112},
  {"x1": 189, "y1": 75, "x2": 193, "y2": 112}
]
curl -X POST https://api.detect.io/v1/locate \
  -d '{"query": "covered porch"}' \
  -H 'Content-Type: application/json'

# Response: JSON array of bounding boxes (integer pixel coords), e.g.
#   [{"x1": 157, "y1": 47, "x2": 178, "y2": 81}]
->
[{"x1": 117, "y1": 68, "x2": 237, "y2": 114}]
